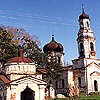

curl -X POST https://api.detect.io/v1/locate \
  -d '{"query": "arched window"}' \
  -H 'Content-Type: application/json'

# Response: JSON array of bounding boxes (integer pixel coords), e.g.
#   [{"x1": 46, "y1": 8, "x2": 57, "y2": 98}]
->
[
  {"x1": 90, "y1": 42, "x2": 94, "y2": 51},
  {"x1": 80, "y1": 22, "x2": 84, "y2": 28},
  {"x1": 80, "y1": 43, "x2": 84, "y2": 52},
  {"x1": 56, "y1": 81, "x2": 58, "y2": 89},
  {"x1": 87, "y1": 21, "x2": 89, "y2": 27},
  {"x1": 58, "y1": 57, "x2": 61, "y2": 63},
  {"x1": 94, "y1": 80, "x2": 98, "y2": 91},
  {"x1": 62, "y1": 79, "x2": 64, "y2": 88},
  {"x1": 79, "y1": 43, "x2": 85, "y2": 57},
  {"x1": 0, "y1": 95, "x2": 2, "y2": 100},
  {"x1": 78, "y1": 77, "x2": 81, "y2": 87}
]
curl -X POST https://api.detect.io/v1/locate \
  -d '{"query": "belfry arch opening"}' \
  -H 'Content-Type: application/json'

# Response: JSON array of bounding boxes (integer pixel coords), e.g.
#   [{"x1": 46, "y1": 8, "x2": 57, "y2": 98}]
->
[
  {"x1": 90, "y1": 42, "x2": 94, "y2": 51},
  {"x1": 21, "y1": 86, "x2": 35, "y2": 100},
  {"x1": 78, "y1": 77, "x2": 81, "y2": 87},
  {"x1": 79, "y1": 43, "x2": 85, "y2": 57},
  {"x1": 87, "y1": 21, "x2": 89, "y2": 27}
]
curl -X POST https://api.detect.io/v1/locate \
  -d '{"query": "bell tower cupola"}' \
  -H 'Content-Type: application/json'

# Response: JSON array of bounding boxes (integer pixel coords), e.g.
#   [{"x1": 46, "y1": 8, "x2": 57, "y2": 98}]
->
[{"x1": 77, "y1": 6, "x2": 96, "y2": 58}]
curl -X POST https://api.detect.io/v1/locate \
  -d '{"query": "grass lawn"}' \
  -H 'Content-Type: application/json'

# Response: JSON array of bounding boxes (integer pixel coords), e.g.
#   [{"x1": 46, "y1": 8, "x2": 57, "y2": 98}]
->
[
  {"x1": 80, "y1": 95, "x2": 100, "y2": 100},
  {"x1": 51, "y1": 96, "x2": 100, "y2": 100}
]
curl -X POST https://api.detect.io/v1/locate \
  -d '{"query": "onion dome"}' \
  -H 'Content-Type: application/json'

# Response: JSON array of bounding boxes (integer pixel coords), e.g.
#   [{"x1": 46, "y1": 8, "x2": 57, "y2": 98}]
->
[
  {"x1": 43, "y1": 35, "x2": 63, "y2": 53},
  {"x1": 8, "y1": 49, "x2": 32, "y2": 63},
  {"x1": 79, "y1": 7, "x2": 90, "y2": 20}
]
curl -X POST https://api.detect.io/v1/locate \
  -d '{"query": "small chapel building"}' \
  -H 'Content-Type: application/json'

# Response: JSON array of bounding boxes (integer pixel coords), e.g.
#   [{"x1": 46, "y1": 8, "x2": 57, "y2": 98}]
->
[{"x1": 0, "y1": 49, "x2": 48, "y2": 100}]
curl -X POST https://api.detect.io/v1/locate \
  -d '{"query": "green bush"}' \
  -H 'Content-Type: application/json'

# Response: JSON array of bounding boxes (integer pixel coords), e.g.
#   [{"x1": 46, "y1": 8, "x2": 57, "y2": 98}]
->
[
  {"x1": 79, "y1": 91, "x2": 86, "y2": 96},
  {"x1": 89, "y1": 92, "x2": 100, "y2": 96}
]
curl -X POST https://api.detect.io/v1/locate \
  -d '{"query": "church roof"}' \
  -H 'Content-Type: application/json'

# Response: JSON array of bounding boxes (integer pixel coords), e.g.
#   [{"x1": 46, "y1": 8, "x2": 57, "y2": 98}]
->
[
  {"x1": 90, "y1": 71, "x2": 100, "y2": 76},
  {"x1": 79, "y1": 7, "x2": 90, "y2": 20},
  {"x1": 79, "y1": 12, "x2": 89, "y2": 20},
  {"x1": 43, "y1": 35, "x2": 63, "y2": 53},
  {"x1": 8, "y1": 75, "x2": 47, "y2": 85},
  {"x1": 8, "y1": 57, "x2": 32, "y2": 63},
  {"x1": 37, "y1": 68, "x2": 47, "y2": 74},
  {"x1": 85, "y1": 61, "x2": 100, "y2": 69},
  {"x1": 0, "y1": 74, "x2": 10, "y2": 83},
  {"x1": 8, "y1": 49, "x2": 32, "y2": 63},
  {"x1": 37, "y1": 65, "x2": 73, "y2": 74}
]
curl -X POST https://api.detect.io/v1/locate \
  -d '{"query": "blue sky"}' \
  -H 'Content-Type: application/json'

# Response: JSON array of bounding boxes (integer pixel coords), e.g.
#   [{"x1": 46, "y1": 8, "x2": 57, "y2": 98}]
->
[{"x1": 0, "y1": 0, "x2": 100, "y2": 64}]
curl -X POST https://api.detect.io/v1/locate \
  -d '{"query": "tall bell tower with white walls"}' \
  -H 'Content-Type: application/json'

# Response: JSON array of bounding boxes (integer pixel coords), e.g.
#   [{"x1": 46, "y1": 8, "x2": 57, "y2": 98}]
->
[{"x1": 77, "y1": 7, "x2": 96, "y2": 59}]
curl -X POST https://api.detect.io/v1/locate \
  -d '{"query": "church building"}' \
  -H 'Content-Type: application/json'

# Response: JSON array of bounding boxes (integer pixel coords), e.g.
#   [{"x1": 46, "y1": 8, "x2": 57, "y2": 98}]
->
[
  {"x1": 72, "y1": 8, "x2": 100, "y2": 94},
  {"x1": 0, "y1": 8, "x2": 100, "y2": 100}
]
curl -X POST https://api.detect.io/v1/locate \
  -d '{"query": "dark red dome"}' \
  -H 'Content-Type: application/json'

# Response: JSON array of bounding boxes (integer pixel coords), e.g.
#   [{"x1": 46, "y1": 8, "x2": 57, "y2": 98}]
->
[
  {"x1": 43, "y1": 35, "x2": 63, "y2": 53},
  {"x1": 79, "y1": 12, "x2": 89, "y2": 20},
  {"x1": 79, "y1": 7, "x2": 90, "y2": 20}
]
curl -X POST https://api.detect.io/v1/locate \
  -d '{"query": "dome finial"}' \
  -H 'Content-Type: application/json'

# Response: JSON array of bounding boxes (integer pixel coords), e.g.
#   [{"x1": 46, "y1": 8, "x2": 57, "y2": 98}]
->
[{"x1": 52, "y1": 35, "x2": 54, "y2": 41}]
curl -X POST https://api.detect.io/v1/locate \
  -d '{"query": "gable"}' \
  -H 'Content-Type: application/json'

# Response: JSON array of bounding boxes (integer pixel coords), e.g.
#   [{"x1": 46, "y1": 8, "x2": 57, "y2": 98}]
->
[
  {"x1": 90, "y1": 71, "x2": 100, "y2": 76},
  {"x1": 86, "y1": 62, "x2": 100, "y2": 75},
  {"x1": 86, "y1": 62, "x2": 100, "y2": 69},
  {"x1": 9, "y1": 75, "x2": 47, "y2": 85}
]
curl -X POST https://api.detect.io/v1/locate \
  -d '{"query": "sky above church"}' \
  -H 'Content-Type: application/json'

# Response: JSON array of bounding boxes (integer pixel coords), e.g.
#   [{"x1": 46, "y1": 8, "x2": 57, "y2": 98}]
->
[{"x1": 0, "y1": 0, "x2": 100, "y2": 64}]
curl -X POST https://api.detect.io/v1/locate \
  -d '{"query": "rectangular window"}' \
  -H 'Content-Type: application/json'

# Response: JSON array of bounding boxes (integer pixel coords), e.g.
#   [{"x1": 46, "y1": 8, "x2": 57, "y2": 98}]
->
[
  {"x1": 62, "y1": 79, "x2": 64, "y2": 88},
  {"x1": 56, "y1": 81, "x2": 58, "y2": 89}
]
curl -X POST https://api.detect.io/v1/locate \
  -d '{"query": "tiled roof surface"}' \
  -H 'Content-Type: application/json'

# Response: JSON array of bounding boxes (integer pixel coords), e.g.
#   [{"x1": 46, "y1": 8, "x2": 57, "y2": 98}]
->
[
  {"x1": 8, "y1": 57, "x2": 32, "y2": 63},
  {"x1": 0, "y1": 74, "x2": 10, "y2": 83}
]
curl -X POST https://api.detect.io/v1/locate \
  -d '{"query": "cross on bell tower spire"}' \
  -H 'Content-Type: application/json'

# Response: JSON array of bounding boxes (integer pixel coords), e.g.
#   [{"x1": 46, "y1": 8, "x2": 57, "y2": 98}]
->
[{"x1": 82, "y1": 4, "x2": 85, "y2": 14}]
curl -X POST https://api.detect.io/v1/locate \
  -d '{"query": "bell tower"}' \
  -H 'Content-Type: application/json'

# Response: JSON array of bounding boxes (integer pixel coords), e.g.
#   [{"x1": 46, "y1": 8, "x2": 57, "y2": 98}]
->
[
  {"x1": 72, "y1": 7, "x2": 100, "y2": 94},
  {"x1": 77, "y1": 7, "x2": 96, "y2": 59}
]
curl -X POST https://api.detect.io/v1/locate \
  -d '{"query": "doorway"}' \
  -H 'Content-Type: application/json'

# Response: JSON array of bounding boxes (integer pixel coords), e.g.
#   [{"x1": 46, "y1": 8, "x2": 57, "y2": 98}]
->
[
  {"x1": 94, "y1": 80, "x2": 98, "y2": 91},
  {"x1": 21, "y1": 86, "x2": 35, "y2": 100}
]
